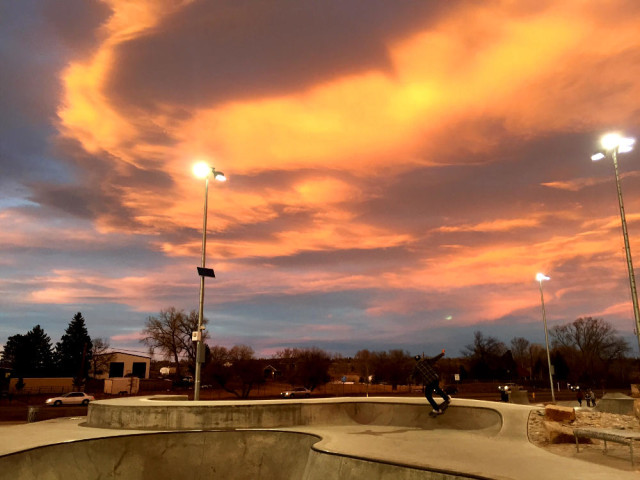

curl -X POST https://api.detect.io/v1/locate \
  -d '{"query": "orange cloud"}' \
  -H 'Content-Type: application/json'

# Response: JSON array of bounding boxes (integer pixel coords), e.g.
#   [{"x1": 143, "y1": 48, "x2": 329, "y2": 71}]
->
[
  {"x1": 27, "y1": 268, "x2": 189, "y2": 312},
  {"x1": 55, "y1": 1, "x2": 640, "y2": 245},
  {"x1": 42, "y1": 1, "x2": 640, "y2": 332},
  {"x1": 436, "y1": 217, "x2": 540, "y2": 233}
]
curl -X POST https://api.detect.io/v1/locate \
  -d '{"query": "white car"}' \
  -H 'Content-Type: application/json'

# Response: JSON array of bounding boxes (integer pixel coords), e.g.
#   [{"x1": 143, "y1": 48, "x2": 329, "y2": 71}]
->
[
  {"x1": 45, "y1": 392, "x2": 95, "y2": 406},
  {"x1": 280, "y1": 387, "x2": 311, "y2": 398}
]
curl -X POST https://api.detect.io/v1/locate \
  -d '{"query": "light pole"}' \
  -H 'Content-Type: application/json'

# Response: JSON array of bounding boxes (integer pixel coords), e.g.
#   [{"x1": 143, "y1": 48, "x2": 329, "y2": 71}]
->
[
  {"x1": 536, "y1": 273, "x2": 555, "y2": 403},
  {"x1": 192, "y1": 161, "x2": 226, "y2": 401},
  {"x1": 591, "y1": 133, "x2": 640, "y2": 353}
]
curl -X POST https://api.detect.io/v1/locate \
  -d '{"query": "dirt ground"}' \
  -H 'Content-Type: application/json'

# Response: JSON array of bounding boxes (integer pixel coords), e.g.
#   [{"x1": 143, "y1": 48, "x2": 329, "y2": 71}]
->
[{"x1": 528, "y1": 407, "x2": 640, "y2": 471}]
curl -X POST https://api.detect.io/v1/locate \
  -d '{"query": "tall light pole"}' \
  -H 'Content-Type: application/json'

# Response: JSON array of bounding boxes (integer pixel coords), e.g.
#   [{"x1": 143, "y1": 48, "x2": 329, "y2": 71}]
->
[
  {"x1": 536, "y1": 273, "x2": 555, "y2": 403},
  {"x1": 591, "y1": 133, "x2": 640, "y2": 353},
  {"x1": 192, "y1": 161, "x2": 226, "y2": 400}
]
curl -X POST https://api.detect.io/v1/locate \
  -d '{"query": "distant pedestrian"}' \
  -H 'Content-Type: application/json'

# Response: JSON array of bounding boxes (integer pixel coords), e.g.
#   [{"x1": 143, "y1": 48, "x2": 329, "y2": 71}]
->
[
  {"x1": 585, "y1": 389, "x2": 592, "y2": 407},
  {"x1": 413, "y1": 349, "x2": 450, "y2": 414},
  {"x1": 587, "y1": 388, "x2": 597, "y2": 407},
  {"x1": 576, "y1": 388, "x2": 583, "y2": 407}
]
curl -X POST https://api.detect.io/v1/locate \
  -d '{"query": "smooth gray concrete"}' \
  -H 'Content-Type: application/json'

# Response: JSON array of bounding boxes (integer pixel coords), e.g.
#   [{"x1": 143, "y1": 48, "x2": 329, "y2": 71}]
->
[
  {"x1": 86, "y1": 396, "x2": 503, "y2": 433},
  {"x1": 596, "y1": 392, "x2": 635, "y2": 415},
  {"x1": 0, "y1": 431, "x2": 318, "y2": 480},
  {"x1": 0, "y1": 396, "x2": 637, "y2": 480}
]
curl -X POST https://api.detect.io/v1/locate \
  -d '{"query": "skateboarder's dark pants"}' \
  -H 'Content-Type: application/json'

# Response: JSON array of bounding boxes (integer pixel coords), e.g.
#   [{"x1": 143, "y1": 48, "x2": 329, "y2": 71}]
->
[{"x1": 425, "y1": 381, "x2": 450, "y2": 410}]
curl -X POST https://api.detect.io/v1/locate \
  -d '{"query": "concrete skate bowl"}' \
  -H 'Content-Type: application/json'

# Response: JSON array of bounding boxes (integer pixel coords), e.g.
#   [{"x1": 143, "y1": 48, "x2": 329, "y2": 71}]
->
[
  {"x1": 0, "y1": 430, "x2": 494, "y2": 480},
  {"x1": 86, "y1": 396, "x2": 503, "y2": 434}
]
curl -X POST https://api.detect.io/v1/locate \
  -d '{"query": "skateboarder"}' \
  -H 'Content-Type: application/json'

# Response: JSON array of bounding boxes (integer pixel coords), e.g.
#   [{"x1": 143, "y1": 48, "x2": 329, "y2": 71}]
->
[{"x1": 413, "y1": 349, "x2": 450, "y2": 415}]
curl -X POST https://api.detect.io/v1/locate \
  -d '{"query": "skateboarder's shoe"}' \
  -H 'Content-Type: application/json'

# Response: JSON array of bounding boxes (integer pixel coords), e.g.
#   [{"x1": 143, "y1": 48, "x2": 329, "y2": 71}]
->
[{"x1": 429, "y1": 409, "x2": 443, "y2": 417}]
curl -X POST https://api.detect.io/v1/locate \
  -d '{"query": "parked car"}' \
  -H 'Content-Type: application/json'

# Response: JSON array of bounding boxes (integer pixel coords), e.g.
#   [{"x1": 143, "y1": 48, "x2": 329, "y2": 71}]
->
[
  {"x1": 280, "y1": 387, "x2": 311, "y2": 398},
  {"x1": 442, "y1": 384, "x2": 458, "y2": 395},
  {"x1": 45, "y1": 392, "x2": 95, "y2": 406},
  {"x1": 498, "y1": 383, "x2": 518, "y2": 392}
]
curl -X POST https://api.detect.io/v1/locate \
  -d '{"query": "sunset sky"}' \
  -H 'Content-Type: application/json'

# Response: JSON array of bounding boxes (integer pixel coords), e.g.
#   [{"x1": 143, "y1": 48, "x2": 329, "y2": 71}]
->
[{"x1": 2, "y1": 0, "x2": 640, "y2": 359}]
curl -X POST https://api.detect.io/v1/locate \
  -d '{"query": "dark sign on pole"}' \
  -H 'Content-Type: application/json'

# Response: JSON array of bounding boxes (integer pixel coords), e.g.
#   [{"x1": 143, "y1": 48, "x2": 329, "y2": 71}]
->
[{"x1": 197, "y1": 267, "x2": 215, "y2": 278}]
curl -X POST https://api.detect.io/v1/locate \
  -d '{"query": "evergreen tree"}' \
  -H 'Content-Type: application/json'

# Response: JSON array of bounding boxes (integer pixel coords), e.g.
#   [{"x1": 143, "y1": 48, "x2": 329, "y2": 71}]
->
[
  {"x1": 2, "y1": 334, "x2": 29, "y2": 377},
  {"x1": 55, "y1": 312, "x2": 93, "y2": 381},
  {"x1": 1, "y1": 325, "x2": 55, "y2": 377},
  {"x1": 27, "y1": 325, "x2": 55, "y2": 376}
]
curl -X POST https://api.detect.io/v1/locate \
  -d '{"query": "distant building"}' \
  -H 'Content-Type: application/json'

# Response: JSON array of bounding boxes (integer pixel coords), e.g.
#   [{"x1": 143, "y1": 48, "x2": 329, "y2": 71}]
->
[
  {"x1": 92, "y1": 352, "x2": 150, "y2": 380},
  {"x1": 159, "y1": 366, "x2": 176, "y2": 376},
  {"x1": 263, "y1": 364, "x2": 281, "y2": 380}
]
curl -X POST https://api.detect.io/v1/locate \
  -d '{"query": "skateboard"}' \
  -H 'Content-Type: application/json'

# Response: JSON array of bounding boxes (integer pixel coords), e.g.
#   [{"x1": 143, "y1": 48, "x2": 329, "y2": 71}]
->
[{"x1": 429, "y1": 401, "x2": 449, "y2": 417}]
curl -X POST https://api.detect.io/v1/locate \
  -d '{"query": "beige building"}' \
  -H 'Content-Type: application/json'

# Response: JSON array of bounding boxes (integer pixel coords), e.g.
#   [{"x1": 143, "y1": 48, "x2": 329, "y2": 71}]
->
[{"x1": 92, "y1": 352, "x2": 151, "y2": 380}]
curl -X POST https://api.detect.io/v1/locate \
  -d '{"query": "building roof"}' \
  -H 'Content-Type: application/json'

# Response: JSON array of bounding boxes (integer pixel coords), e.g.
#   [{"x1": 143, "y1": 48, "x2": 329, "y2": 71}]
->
[{"x1": 95, "y1": 351, "x2": 151, "y2": 360}]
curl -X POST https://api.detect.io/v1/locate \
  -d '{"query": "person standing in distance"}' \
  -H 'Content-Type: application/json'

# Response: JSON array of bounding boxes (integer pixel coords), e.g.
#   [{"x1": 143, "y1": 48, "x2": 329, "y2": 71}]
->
[{"x1": 413, "y1": 349, "x2": 450, "y2": 414}]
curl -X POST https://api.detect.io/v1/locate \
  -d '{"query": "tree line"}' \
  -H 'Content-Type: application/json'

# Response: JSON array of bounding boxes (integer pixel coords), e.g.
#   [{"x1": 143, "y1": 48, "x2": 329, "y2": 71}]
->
[
  {"x1": 460, "y1": 317, "x2": 634, "y2": 388},
  {"x1": 141, "y1": 307, "x2": 637, "y2": 395},
  {"x1": 2, "y1": 307, "x2": 636, "y2": 396},
  {"x1": 0, "y1": 313, "x2": 105, "y2": 387}
]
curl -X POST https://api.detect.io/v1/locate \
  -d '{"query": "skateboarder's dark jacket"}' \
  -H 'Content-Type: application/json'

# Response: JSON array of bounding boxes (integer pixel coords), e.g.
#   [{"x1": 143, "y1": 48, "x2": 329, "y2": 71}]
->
[{"x1": 413, "y1": 353, "x2": 444, "y2": 385}]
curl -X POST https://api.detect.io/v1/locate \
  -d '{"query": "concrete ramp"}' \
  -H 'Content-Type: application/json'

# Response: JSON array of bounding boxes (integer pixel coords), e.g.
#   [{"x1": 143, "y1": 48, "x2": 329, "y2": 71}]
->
[
  {"x1": 86, "y1": 397, "x2": 503, "y2": 435},
  {"x1": 0, "y1": 431, "x2": 318, "y2": 480},
  {"x1": 1, "y1": 398, "x2": 634, "y2": 480},
  {"x1": 596, "y1": 393, "x2": 635, "y2": 415},
  {"x1": 0, "y1": 429, "x2": 493, "y2": 480}
]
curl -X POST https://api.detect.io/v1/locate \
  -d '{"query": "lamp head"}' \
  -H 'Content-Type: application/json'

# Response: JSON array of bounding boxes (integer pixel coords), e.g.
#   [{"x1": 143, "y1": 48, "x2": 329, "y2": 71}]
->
[
  {"x1": 600, "y1": 133, "x2": 635, "y2": 153},
  {"x1": 193, "y1": 162, "x2": 227, "y2": 181},
  {"x1": 193, "y1": 162, "x2": 212, "y2": 178},
  {"x1": 536, "y1": 273, "x2": 550, "y2": 282},
  {"x1": 601, "y1": 133, "x2": 622, "y2": 150}
]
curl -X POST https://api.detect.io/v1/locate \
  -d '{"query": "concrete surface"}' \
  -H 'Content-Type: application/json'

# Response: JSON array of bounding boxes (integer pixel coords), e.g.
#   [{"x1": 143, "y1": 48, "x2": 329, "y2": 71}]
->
[
  {"x1": 596, "y1": 392, "x2": 635, "y2": 415},
  {"x1": 0, "y1": 396, "x2": 638, "y2": 479}
]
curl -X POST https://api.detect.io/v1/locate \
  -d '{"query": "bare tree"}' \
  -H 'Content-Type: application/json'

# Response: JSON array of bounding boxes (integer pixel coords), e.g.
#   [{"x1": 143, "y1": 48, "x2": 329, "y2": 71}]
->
[
  {"x1": 354, "y1": 349, "x2": 374, "y2": 383},
  {"x1": 372, "y1": 349, "x2": 413, "y2": 390},
  {"x1": 140, "y1": 307, "x2": 208, "y2": 378},
  {"x1": 463, "y1": 331, "x2": 508, "y2": 380},
  {"x1": 510, "y1": 337, "x2": 530, "y2": 379},
  {"x1": 550, "y1": 317, "x2": 630, "y2": 384},
  {"x1": 273, "y1": 347, "x2": 332, "y2": 390},
  {"x1": 528, "y1": 343, "x2": 547, "y2": 381},
  {"x1": 203, "y1": 344, "x2": 264, "y2": 398},
  {"x1": 90, "y1": 338, "x2": 114, "y2": 378}
]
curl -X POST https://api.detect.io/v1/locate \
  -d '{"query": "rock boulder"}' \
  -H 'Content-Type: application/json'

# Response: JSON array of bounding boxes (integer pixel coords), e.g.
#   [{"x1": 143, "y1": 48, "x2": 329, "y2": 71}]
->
[{"x1": 544, "y1": 404, "x2": 576, "y2": 422}]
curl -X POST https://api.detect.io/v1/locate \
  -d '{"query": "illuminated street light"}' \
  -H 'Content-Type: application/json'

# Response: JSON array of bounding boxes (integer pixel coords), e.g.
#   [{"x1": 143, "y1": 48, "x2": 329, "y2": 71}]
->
[
  {"x1": 591, "y1": 133, "x2": 640, "y2": 353},
  {"x1": 536, "y1": 273, "x2": 555, "y2": 403},
  {"x1": 193, "y1": 162, "x2": 226, "y2": 401}
]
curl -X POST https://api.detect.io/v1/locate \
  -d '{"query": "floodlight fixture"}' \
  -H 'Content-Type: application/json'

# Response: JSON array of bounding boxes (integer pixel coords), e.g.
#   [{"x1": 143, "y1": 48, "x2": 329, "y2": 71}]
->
[
  {"x1": 193, "y1": 162, "x2": 226, "y2": 182},
  {"x1": 591, "y1": 132, "x2": 640, "y2": 354},
  {"x1": 536, "y1": 273, "x2": 550, "y2": 282}
]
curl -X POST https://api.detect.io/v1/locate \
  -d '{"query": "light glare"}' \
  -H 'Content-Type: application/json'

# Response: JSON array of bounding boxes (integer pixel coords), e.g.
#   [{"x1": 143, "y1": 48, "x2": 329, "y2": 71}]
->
[
  {"x1": 600, "y1": 133, "x2": 635, "y2": 153},
  {"x1": 619, "y1": 138, "x2": 635, "y2": 154},
  {"x1": 193, "y1": 162, "x2": 212, "y2": 178},
  {"x1": 214, "y1": 172, "x2": 227, "y2": 182},
  {"x1": 591, "y1": 152, "x2": 605, "y2": 161},
  {"x1": 536, "y1": 273, "x2": 550, "y2": 282},
  {"x1": 601, "y1": 133, "x2": 622, "y2": 150}
]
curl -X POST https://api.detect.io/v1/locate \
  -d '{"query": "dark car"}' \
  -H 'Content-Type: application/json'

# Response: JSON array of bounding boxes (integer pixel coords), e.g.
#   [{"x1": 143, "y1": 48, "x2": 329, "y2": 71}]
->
[{"x1": 443, "y1": 385, "x2": 458, "y2": 395}]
